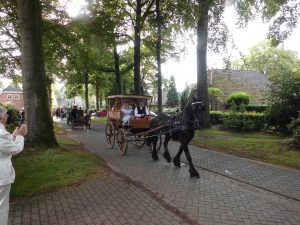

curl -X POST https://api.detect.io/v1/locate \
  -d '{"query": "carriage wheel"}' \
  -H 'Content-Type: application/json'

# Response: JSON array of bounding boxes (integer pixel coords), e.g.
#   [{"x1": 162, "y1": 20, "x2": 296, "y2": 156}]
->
[
  {"x1": 149, "y1": 135, "x2": 162, "y2": 152},
  {"x1": 105, "y1": 122, "x2": 115, "y2": 149},
  {"x1": 135, "y1": 135, "x2": 145, "y2": 148},
  {"x1": 116, "y1": 129, "x2": 127, "y2": 155}
]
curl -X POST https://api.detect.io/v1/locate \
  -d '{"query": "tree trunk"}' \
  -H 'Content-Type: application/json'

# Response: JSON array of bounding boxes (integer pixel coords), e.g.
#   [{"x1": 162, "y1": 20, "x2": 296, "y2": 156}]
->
[
  {"x1": 95, "y1": 78, "x2": 100, "y2": 110},
  {"x1": 17, "y1": 0, "x2": 57, "y2": 147},
  {"x1": 133, "y1": 0, "x2": 142, "y2": 95},
  {"x1": 100, "y1": 94, "x2": 103, "y2": 108},
  {"x1": 156, "y1": 0, "x2": 162, "y2": 113},
  {"x1": 196, "y1": 1, "x2": 210, "y2": 127},
  {"x1": 84, "y1": 72, "x2": 89, "y2": 110},
  {"x1": 113, "y1": 42, "x2": 122, "y2": 94}
]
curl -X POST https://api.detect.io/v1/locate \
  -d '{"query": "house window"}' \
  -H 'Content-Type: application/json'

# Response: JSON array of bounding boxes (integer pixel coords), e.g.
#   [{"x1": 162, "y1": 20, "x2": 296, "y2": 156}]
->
[
  {"x1": 7, "y1": 94, "x2": 12, "y2": 99},
  {"x1": 14, "y1": 94, "x2": 19, "y2": 99}
]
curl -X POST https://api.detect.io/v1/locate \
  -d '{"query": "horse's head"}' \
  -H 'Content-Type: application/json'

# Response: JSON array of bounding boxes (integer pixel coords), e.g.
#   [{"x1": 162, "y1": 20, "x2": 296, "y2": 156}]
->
[{"x1": 191, "y1": 96, "x2": 204, "y2": 129}]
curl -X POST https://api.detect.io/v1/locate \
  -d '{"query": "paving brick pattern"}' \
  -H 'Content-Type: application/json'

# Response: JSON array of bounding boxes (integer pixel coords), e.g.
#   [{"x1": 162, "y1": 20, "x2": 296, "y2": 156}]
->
[
  {"x1": 69, "y1": 125, "x2": 300, "y2": 225},
  {"x1": 9, "y1": 122, "x2": 300, "y2": 225},
  {"x1": 168, "y1": 141, "x2": 300, "y2": 201},
  {"x1": 9, "y1": 175, "x2": 190, "y2": 225}
]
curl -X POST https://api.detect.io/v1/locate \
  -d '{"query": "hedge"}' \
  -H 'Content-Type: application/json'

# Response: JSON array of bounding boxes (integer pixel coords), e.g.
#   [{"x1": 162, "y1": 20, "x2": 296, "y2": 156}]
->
[{"x1": 210, "y1": 111, "x2": 266, "y2": 131}]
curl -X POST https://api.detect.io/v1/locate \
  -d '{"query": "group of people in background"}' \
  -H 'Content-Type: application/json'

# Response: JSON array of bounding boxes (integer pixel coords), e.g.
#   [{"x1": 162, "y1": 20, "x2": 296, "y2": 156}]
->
[{"x1": 54, "y1": 107, "x2": 66, "y2": 119}]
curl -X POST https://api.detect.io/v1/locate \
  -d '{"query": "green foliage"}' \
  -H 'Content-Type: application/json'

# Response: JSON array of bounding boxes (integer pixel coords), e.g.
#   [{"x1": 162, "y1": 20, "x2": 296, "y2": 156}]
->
[
  {"x1": 5, "y1": 104, "x2": 20, "y2": 132},
  {"x1": 246, "y1": 105, "x2": 268, "y2": 112},
  {"x1": 208, "y1": 87, "x2": 224, "y2": 110},
  {"x1": 209, "y1": 111, "x2": 225, "y2": 125},
  {"x1": 287, "y1": 112, "x2": 300, "y2": 149},
  {"x1": 266, "y1": 69, "x2": 300, "y2": 134},
  {"x1": 180, "y1": 84, "x2": 191, "y2": 111},
  {"x1": 166, "y1": 75, "x2": 179, "y2": 107},
  {"x1": 227, "y1": 91, "x2": 251, "y2": 108},
  {"x1": 222, "y1": 110, "x2": 265, "y2": 131},
  {"x1": 209, "y1": 109, "x2": 266, "y2": 131},
  {"x1": 231, "y1": 40, "x2": 299, "y2": 76}
]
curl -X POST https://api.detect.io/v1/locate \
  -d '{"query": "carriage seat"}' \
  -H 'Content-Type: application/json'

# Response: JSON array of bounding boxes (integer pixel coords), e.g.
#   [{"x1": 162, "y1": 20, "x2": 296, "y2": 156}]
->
[{"x1": 131, "y1": 118, "x2": 152, "y2": 129}]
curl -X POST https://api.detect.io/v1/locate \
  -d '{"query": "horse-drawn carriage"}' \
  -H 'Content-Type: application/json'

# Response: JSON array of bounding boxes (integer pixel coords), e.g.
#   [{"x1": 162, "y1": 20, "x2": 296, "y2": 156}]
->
[
  {"x1": 105, "y1": 95, "x2": 164, "y2": 155},
  {"x1": 71, "y1": 114, "x2": 91, "y2": 130},
  {"x1": 68, "y1": 108, "x2": 91, "y2": 130},
  {"x1": 105, "y1": 91, "x2": 205, "y2": 178}
]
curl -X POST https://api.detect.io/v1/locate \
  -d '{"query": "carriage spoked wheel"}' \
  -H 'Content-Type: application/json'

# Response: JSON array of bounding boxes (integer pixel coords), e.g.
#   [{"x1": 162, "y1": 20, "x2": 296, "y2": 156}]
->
[
  {"x1": 116, "y1": 128, "x2": 128, "y2": 155},
  {"x1": 135, "y1": 135, "x2": 145, "y2": 148},
  {"x1": 105, "y1": 122, "x2": 115, "y2": 149},
  {"x1": 149, "y1": 134, "x2": 162, "y2": 152}
]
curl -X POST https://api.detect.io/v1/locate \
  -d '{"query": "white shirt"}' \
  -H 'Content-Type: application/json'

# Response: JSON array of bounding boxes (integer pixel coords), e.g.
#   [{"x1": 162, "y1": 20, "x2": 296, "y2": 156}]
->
[
  {"x1": 134, "y1": 106, "x2": 149, "y2": 118},
  {"x1": 0, "y1": 123, "x2": 24, "y2": 186}
]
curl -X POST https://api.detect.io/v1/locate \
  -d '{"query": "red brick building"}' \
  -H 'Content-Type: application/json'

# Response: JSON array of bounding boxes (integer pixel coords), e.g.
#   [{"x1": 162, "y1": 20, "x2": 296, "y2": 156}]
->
[{"x1": 0, "y1": 86, "x2": 24, "y2": 111}]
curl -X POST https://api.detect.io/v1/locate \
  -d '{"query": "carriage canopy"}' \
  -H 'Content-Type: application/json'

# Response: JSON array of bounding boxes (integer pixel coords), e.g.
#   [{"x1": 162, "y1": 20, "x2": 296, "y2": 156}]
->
[{"x1": 107, "y1": 95, "x2": 153, "y2": 109}]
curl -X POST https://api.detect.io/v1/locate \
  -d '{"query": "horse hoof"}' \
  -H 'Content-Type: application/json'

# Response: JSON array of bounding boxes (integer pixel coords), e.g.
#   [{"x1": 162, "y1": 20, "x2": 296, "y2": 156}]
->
[
  {"x1": 163, "y1": 152, "x2": 171, "y2": 163},
  {"x1": 173, "y1": 159, "x2": 181, "y2": 167},
  {"x1": 190, "y1": 170, "x2": 200, "y2": 178},
  {"x1": 152, "y1": 154, "x2": 159, "y2": 161}
]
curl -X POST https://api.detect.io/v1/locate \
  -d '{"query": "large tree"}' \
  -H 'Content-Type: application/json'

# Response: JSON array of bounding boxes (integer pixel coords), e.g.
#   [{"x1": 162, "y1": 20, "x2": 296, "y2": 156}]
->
[
  {"x1": 16, "y1": 0, "x2": 57, "y2": 147},
  {"x1": 166, "y1": 75, "x2": 179, "y2": 107},
  {"x1": 231, "y1": 40, "x2": 299, "y2": 76}
]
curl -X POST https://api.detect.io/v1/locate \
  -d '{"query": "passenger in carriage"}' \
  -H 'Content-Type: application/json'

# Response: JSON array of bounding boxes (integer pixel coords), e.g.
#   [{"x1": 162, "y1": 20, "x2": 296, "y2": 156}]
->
[
  {"x1": 112, "y1": 98, "x2": 121, "y2": 110},
  {"x1": 77, "y1": 107, "x2": 84, "y2": 118},
  {"x1": 71, "y1": 105, "x2": 78, "y2": 120},
  {"x1": 134, "y1": 101, "x2": 150, "y2": 119},
  {"x1": 121, "y1": 100, "x2": 133, "y2": 126}
]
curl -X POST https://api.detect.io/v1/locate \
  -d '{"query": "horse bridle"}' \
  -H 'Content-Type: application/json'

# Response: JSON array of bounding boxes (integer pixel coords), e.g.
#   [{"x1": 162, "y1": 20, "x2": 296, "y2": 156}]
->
[{"x1": 171, "y1": 101, "x2": 202, "y2": 128}]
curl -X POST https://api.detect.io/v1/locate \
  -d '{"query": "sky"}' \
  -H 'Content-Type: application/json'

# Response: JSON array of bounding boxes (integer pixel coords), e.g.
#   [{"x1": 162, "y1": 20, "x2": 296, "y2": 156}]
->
[{"x1": 2, "y1": 1, "x2": 300, "y2": 93}]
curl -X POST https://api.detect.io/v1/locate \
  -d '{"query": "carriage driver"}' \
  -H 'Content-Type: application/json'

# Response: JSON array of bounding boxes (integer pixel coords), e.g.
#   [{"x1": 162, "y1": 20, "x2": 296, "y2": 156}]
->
[{"x1": 134, "y1": 101, "x2": 150, "y2": 119}]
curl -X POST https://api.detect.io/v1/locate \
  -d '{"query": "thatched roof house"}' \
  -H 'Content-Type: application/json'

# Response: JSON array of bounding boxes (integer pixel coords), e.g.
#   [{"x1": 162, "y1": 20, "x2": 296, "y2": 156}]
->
[{"x1": 208, "y1": 69, "x2": 269, "y2": 105}]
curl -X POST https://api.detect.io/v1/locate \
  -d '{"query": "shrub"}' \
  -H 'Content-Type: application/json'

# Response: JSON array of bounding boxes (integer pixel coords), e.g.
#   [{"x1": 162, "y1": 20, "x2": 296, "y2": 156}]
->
[
  {"x1": 287, "y1": 112, "x2": 300, "y2": 149},
  {"x1": 210, "y1": 111, "x2": 225, "y2": 125},
  {"x1": 222, "y1": 110, "x2": 265, "y2": 131},
  {"x1": 246, "y1": 105, "x2": 268, "y2": 112},
  {"x1": 5, "y1": 104, "x2": 20, "y2": 132},
  {"x1": 227, "y1": 92, "x2": 251, "y2": 108}
]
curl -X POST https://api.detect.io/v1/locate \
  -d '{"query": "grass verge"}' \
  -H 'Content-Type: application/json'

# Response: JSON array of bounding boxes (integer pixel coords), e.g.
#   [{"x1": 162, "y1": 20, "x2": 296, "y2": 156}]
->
[
  {"x1": 11, "y1": 124, "x2": 108, "y2": 199},
  {"x1": 193, "y1": 128, "x2": 300, "y2": 169}
]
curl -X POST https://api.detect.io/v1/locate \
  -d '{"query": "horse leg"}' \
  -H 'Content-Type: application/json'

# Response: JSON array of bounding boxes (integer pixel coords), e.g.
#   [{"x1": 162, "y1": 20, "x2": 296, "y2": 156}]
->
[
  {"x1": 183, "y1": 146, "x2": 199, "y2": 178},
  {"x1": 163, "y1": 133, "x2": 171, "y2": 163},
  {"x1": 151, "y1": 136, "x2": 159, "y2": 161},
  {"x1": 173, "y1": 144, "x2": 184, "y2": 167}
]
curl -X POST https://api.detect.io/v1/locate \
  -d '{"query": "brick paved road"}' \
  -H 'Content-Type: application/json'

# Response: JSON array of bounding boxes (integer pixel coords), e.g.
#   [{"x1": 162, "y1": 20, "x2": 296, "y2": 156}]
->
[
  {"x1": 66, "y1": 122, "x2": 300, "y2": 225},
  {"x1": 9, "y1": 121, "x2": 300, "y2": 225},
  {"x1": 9, "y1": 175, "x2": 192, "y2": 225}
]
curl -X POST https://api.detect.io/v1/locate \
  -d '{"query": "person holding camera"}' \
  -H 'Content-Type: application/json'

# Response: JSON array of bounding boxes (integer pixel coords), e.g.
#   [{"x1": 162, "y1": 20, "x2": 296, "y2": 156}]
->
[{"x1": 0, "y1": 105, "x2": 27, "y2": 225}]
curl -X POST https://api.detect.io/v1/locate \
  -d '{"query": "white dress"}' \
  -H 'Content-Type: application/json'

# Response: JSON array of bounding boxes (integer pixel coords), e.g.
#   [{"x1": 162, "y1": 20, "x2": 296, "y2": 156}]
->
[{"x1": 121, "y1": 107, "x2": 133, "y2": 125}]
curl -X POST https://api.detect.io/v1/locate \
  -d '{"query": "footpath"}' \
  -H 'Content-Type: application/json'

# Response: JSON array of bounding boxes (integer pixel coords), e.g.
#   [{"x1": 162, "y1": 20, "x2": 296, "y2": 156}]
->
[{"x1": 8, "y1": 121, "x2": 300, "y2": 225}]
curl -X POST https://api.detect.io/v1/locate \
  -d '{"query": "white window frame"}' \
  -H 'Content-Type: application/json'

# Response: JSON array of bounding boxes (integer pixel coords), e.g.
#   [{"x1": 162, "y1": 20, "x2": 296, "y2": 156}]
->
[
  {"x1": 7, "y1": 94, "x2": 12, "y2": 99},
  {"x1": 14, "y1": 94, "x2": 19, "y2": 99}
]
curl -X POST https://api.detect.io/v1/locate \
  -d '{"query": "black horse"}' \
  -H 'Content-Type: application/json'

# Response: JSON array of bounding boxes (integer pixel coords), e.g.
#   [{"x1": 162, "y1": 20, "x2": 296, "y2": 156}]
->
[{"x1": 149, "y1": 93, "x2": 203, "y2": 178}]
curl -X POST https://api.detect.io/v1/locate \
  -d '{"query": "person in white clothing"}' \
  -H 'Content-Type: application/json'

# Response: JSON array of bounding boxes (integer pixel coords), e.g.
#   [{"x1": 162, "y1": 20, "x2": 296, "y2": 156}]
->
[
  {"x1": 0, "y1": 106, "x2": 27, "y2": 225},
  {"x1": 121, "y1": 100, "x2": 133, "y2": 126}
]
